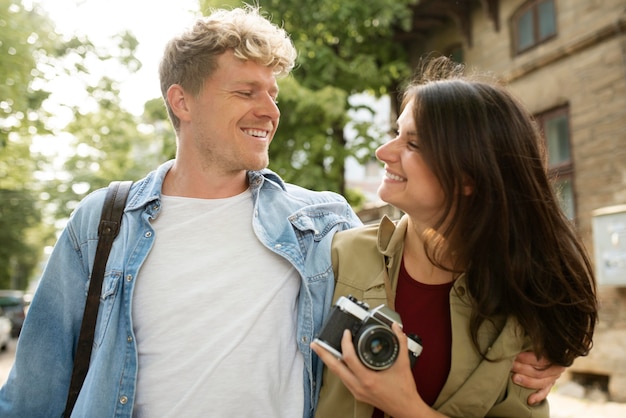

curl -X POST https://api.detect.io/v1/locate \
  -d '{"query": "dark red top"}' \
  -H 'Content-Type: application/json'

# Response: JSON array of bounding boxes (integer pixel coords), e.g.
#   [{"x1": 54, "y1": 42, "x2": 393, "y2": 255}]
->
[{"x1": 372, "y1": 258, "x2": 453, "y2": 417}]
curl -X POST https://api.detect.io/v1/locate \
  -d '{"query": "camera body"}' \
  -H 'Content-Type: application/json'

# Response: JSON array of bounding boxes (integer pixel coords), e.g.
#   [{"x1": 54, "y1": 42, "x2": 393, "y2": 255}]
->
[{"x1": 314, "y1": 295, "x2": 423, "y2": 371}]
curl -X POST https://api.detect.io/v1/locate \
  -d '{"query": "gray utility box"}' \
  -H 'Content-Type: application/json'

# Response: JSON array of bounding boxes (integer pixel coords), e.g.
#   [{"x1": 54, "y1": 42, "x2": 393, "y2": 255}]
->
[{"x1": 592, "y1": 204, "x2": 626, "y2": 286}]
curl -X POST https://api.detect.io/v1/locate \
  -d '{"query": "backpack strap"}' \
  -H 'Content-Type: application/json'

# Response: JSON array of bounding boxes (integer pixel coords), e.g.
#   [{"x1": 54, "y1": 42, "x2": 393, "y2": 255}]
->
[{"x1": 64, "y1": 180, "x2": 132, "y2": 417}]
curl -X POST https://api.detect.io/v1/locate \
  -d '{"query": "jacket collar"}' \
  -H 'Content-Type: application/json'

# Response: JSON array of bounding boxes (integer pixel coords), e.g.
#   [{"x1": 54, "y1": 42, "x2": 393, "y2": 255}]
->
[
  {"x1": 375, "y1": 214, "x2": 409, "y2": 309},
  {"x1": 377, "y1": 214, "x2": 409, "y2": 257},
  {"x1": 377, "y1": 214, "x2": 471, "y2": 302}
]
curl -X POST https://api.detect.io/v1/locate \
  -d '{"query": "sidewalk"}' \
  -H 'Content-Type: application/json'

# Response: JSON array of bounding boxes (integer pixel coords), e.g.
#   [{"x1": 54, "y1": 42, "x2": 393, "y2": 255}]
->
[{"x1": 550, "y1": 392, "x2": 626, "y2": 417}]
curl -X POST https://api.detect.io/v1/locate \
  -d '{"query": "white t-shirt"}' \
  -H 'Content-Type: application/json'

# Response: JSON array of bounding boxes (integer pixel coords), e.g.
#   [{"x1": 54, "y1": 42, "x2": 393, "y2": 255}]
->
[{"x1": 132, "y1": 190, "x2": 304, "y2": 417}]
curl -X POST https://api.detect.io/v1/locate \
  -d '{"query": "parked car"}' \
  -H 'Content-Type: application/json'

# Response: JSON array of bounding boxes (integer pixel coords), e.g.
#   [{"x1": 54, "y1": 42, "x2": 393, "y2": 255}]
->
[
  {"x1": 0, "y1": 290, "x2": 32, "y2": 338},
  {"x1": 0, "y1": 307, "x2": 11, "y2": 351}
]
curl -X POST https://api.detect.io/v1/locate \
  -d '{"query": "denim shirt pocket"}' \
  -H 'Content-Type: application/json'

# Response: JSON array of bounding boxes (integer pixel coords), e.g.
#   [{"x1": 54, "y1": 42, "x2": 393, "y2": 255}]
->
[
  {"x1": 289, "y1": 210, "x2": 350, "y2": 280},
  {"x1": 91, "y1": 270, "x2": 122, "y2": 347}
]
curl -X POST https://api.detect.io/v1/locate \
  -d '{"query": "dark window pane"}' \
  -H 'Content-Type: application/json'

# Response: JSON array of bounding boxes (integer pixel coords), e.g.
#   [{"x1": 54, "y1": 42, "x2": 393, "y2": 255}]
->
[
  {"x1": 449, "y1": 46, "x2": 463, "y2": 64},
  {"x1": 538, "y1": 0, "x2": 556, "y2": 39},
  {"x1": 554, "y1": 177, "x2": 575, "y2": 219},
  {"x1": 545, "y1": 114, "x2": 570, "y2": 165},
  {"x1": 518, "y1": 10, "x2": 534, "y2": 50}
]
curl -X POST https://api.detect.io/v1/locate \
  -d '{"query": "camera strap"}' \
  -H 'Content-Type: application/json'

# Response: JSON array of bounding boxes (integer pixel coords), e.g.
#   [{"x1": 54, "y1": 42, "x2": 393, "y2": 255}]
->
[{"x1": 63, "y1": 180, "x2": 132, "y2": 417}]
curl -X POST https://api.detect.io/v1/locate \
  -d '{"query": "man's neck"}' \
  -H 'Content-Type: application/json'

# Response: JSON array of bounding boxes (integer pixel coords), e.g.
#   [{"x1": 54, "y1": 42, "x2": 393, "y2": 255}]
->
[{"x1": 162, "y1": 160, "x2": 249, "y2": 199}]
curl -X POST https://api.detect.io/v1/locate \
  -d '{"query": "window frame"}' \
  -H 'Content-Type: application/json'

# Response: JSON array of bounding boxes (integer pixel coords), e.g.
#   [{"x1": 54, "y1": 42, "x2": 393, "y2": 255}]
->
[
  {"x1": 445, "y1": 43, "x2": 464, "y2": 64},
  {"x1": 512, "y1": 0, "x2": 558, "y2": 55},
  {"x1": 535, "y1": 105, "x2": 577, "y2": 220}
]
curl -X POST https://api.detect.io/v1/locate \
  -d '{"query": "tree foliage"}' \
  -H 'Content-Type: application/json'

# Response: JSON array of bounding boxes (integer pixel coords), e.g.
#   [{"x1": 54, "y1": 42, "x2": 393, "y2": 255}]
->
[
  {"x1": 0, "y1": 0, "x2": 61, "y2": 289},
  {"x1": 267, "y1": 77, "x2": 350, "y2": 191},
  {"x1": 0, "y1": 1, "x2": 172, "y2": 288},
  {"x1": 35, "y1": 27, "x2": 174, "y2": 219},
  {"x1": 0, "y1": 0, "x2": 55, "y2": 147},
  {"x1": 48, "y1": 73, "x2": 170, "y2": 219},
  {"x1": 261, "y1": 0, "x2": 415, "y2": 94}
]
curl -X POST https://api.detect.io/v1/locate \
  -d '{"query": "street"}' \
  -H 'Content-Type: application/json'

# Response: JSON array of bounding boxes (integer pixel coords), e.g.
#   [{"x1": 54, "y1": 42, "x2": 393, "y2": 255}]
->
[{"x1": 0, "y1": 338, "x2": 16, "y2": 385}]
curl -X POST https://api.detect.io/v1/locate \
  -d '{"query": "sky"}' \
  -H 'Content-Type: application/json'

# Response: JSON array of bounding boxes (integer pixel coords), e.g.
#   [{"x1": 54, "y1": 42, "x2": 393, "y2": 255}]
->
[{"x1": 33, "y1": 0, "x2": 200, "y2": 115}]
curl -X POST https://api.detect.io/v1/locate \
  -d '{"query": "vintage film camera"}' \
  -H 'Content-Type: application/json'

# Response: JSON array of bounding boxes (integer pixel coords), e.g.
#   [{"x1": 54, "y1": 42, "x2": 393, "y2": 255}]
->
[{"x1": 314, "y1": 295, "x2": 423, "y2": 371}]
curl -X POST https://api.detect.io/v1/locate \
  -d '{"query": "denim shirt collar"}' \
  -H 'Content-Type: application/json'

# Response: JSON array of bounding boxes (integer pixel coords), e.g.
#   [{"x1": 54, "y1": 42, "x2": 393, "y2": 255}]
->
[{"x1": 125, "y1": 160, "x2": 287, "y2": 213}]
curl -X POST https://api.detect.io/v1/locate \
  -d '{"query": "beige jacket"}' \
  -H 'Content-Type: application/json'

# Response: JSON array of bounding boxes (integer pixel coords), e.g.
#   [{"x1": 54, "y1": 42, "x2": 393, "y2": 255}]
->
[{"x1": 315, "y1": 215, "x2": 549, "y2": 418}]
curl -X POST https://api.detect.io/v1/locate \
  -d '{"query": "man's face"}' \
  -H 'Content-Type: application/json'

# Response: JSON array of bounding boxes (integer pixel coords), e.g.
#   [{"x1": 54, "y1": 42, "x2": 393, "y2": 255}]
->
[{"x1": 184, "y1": 50, "x2": 280, "y2": 175}]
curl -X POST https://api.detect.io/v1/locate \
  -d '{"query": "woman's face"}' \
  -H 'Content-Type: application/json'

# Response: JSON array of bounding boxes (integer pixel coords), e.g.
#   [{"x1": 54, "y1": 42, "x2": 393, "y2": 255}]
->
[{"x1": 375, "y1": 100, "x2": 446, "y2": 224}]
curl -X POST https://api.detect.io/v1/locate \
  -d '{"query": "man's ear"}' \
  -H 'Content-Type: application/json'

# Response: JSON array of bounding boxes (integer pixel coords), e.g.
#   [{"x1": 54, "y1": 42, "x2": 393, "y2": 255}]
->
[{"x1": 167, "y1": 84, "x2": 192, "y2": 123}]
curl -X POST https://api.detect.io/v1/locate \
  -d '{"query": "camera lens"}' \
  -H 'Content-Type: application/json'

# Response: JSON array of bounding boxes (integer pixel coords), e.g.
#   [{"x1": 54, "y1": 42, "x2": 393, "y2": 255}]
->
[{"x1": 355, "y1": 325, "x2": 399, "y2": 370}]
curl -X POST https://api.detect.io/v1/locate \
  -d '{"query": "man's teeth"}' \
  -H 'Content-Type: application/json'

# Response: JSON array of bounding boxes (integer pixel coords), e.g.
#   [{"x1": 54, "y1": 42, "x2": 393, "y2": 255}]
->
[
  {"x1": 386, "y1": 172, "x2": 405, "y2": 181},
  {"x1": 244, "y1": 129, "x2": 267, "y2": 138}
]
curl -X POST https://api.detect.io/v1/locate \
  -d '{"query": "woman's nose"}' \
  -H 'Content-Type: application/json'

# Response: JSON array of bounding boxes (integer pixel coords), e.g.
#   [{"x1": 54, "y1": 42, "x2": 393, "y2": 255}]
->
[{"x1": 375, "y1": 139, "x2": 396, "y2": 163}]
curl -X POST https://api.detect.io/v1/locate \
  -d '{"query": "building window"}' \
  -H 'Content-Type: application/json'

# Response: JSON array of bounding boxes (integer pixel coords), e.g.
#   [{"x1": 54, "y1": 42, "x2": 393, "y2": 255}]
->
[
  {"x1": 512, "y1": 0, "x2": 557, "y2": 54},
  {"x1": 446, "y1": 44, "x2": 464, "y2": 64},
  {"x1": 536, "y1": 106, "x2": 575, "y2": 219}
]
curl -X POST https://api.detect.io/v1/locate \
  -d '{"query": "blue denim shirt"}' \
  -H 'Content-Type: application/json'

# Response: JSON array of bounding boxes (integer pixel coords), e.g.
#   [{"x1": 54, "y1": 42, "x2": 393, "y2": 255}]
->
[{"x1": 0, "y1": 160, "x2": 362, "y2": 418}]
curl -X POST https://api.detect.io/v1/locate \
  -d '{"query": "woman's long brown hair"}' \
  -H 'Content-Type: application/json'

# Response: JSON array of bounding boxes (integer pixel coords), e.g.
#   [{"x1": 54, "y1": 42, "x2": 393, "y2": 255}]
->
[{"x1": 406, "y1": 57, "x2": 597, "y2": 366}]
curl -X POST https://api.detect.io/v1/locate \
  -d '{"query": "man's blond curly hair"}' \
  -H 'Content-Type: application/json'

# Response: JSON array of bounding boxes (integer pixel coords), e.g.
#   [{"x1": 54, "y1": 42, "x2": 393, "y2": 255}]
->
[{"x1": 159, "y1": 5, "x2": 297, "y2": 130}]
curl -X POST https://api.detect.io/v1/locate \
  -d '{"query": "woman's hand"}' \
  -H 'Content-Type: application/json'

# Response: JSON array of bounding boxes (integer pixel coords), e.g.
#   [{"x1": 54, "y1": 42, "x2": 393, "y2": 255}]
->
[
  {"x1": 311, "y1": 323, "x2": 445, "y2": 418},
  {"x1": 511, "y1": 351, "x2": 566, "y2": 405}
]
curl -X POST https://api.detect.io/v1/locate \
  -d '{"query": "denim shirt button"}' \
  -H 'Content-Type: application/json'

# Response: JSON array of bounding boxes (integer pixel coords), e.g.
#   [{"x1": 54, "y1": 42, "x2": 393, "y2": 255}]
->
[
  {"x1": 275, "y1": 243, "x2": 282, "y2": 249},
  {"x1": 127, "y1": 335, "x2": 133, "y2": 342},
  {"x1": 144, "y1": 231, "x2": 152, "y2": 238},
  {"x1": 301, "y1": 336, "x2": 308, "y2": 343},
  {"x1": 119, "y1": 395, "x2": 128, "y2": 404},
  {"x1": 126, "y1": 274, "x2": 133, "y2": 282}
]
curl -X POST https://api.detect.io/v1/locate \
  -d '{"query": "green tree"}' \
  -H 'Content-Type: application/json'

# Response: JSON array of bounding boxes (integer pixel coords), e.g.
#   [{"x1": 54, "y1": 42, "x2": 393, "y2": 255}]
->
[
  {"x1": 0, "y1": 0, "x2": 61, "y2": 289},
  {"x1": 1, "y1": 1, "x2": 173, "y2": 288},
  {"x1": 41, "y1": 30, "x2": 173, "y2": 220}
]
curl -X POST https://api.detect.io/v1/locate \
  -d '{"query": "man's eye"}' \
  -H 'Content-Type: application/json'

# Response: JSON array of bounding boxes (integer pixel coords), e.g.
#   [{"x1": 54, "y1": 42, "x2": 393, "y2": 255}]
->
[{"x1": 238, "y1": 91, "x2": 253, "y2": 97}]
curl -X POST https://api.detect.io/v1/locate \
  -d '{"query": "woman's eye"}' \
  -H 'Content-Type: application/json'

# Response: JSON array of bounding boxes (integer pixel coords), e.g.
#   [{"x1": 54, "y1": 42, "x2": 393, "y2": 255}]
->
[{"x1": 408, "y1": 141, "x2": 420, "y2": 150}]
